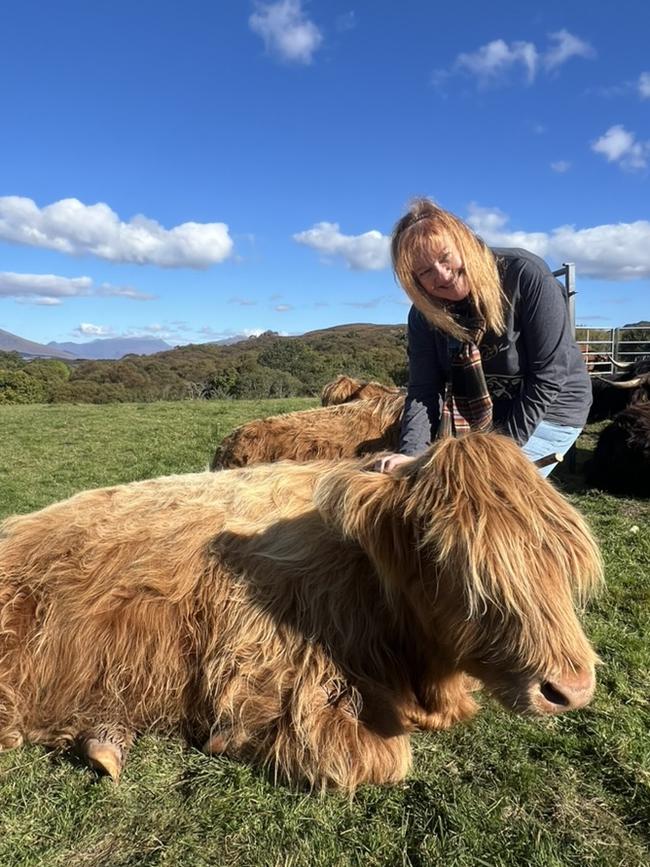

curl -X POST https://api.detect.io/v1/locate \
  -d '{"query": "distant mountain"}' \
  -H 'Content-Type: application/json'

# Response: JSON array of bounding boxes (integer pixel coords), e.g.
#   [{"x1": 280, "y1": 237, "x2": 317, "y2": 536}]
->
[
  {"x1": 0, "y1": 328, "x2": 74, "y2": 359},
  {"x1": 47, "y1": 337, "x2": 172, "y2": 359},
  {"x1": 623, "y1": 321, "x2": 650, "y2": 328}
]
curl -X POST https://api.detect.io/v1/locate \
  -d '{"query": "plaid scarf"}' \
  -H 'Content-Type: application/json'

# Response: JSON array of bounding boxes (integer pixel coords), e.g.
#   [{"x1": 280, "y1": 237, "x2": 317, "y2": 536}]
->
[{"x1": 438, "y1": 314, "x2": 493, "y2": 439}]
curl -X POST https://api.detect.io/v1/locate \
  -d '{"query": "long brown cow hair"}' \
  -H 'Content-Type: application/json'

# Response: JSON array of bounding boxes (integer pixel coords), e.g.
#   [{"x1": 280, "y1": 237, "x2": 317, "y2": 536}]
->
[
  {"x1": 0, "y1": 433, "x2": 602, "y2": 790},
  {"x1": 320, "y1": 375, "x2": 403, "y2": 406},
  {"x1": 210, "y1": 392, "x2": 405, "y2": 470}
]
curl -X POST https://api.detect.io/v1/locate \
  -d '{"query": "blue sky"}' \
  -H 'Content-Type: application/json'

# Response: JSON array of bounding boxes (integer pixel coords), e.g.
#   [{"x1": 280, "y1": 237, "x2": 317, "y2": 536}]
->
[{"x1": 1, "y1": 0, "x2": 649, "y2": 346}]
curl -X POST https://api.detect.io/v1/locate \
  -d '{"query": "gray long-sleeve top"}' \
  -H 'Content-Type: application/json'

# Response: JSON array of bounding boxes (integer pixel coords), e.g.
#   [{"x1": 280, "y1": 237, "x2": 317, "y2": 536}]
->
[{"x1": 399, "y1": 247, "x2": 592, "y2": 455}]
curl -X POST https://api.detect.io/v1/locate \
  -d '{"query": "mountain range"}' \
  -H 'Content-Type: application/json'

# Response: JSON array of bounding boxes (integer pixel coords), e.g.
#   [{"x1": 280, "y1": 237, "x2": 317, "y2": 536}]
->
[
  {"x1": 0, "y1": 329, "x2": 172, "y2": 360},
  {"x1": 2, "y1": 320, "x2": 648, "y2": 362},
  {"x1": 47, "y1": 337, "x2": 172, "y2": 359}
]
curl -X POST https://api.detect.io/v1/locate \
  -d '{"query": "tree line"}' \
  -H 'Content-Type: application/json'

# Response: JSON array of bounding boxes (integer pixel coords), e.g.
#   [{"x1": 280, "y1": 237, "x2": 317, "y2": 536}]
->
[{"x1": 0, "y1": 326, "x2": 409, "y2": 405}]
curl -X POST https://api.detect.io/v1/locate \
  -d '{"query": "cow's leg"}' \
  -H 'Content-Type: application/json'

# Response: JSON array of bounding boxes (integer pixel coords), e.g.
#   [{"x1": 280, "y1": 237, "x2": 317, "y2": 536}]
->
[
  {"x1": 77, "y1": 724, "x2": 134, "y2": 782},
  {"x1": 324, "y1": 718, "x2": 412, "y2": 790},
  {"x1": 404, "y1": 671, "x2": 479, "y2": 732},
  {"x1": 203, "y1": 701, "x2": 412, "y2": 791},
  {"x1": 0, "y1": 670, "x2": 23, "y2": 750}
]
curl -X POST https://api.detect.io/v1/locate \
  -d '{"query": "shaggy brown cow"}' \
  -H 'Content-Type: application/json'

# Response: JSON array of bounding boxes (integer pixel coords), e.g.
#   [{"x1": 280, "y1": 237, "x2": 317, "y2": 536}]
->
[
  {"x1": 320, "y1": 375, "x2": 403, "y2": 406},
  {"x1": 210, "y1": 392, "x2": 405, "y2": 470},
  {"x1": 0, "y1": 434, "x2": 601, "y2": 791}
]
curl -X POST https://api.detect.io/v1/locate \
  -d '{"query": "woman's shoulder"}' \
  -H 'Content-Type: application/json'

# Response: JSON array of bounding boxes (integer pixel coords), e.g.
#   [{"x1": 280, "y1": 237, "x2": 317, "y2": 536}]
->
[
  {"x1": 491, "y1": 246, "x2": 554, "y2": 282},
  {"x1": 407, "y1": 304, "x2": 433, "y2": 330}
]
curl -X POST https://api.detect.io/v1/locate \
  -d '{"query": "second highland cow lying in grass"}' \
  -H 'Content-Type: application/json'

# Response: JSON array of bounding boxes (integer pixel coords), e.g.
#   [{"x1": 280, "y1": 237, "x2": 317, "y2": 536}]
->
[
  {"x1": 320, "y1": 374, "x2": 404, "y2": 406},
  {"x1": 0, "y1": 434, "x2": 601, "y2": 790},
  {"x1": 210, "y1": 392, "x2": 405, "y2": 470}
]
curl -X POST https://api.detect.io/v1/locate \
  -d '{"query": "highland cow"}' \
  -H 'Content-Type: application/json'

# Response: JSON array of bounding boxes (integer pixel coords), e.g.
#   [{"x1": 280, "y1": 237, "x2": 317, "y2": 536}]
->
[
  {"x1": 589, "y1": 357, "x2": 650, "y2": 422},
  {"x1": 320, "y1": 375, "x2": 403, "y2": 406},
  {"x1": 210, "y1": 392, "x2": 405, "y2": 470},
  {"x1": 0, "y1": 434, "x2": 601, "y2": 790},
  {"x1": 585, "y1": 403, "x2": 650, "y2": 497}
]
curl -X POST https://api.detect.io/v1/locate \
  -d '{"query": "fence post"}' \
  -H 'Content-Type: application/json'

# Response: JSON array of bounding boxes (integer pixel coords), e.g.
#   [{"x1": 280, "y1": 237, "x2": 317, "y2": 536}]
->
[
  {"x1": 552, "y1": 262, "x2": 576, "y2": 333},
  {"x1": 552, "y1": 262, "x2": 577, "y2": 472},
  {"x1": 564, "y1": 262, "x2": 576, "y2": 333}
]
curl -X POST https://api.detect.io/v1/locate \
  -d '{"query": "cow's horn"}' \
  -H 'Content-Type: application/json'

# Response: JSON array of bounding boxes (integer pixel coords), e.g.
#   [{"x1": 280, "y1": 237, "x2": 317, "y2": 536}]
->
[
  {"x1": 607, "y1": 355, "x2": 634, "y2": 370},
  {"x1": 607, "y1": 376, "x2": 644, "y2": 389}
]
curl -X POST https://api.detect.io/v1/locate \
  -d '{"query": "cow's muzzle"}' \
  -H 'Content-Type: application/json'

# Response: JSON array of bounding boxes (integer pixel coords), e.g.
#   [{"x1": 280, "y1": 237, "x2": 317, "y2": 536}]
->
[{"x1": 530, "y1": 667, "x2": 595, "y2": 714}]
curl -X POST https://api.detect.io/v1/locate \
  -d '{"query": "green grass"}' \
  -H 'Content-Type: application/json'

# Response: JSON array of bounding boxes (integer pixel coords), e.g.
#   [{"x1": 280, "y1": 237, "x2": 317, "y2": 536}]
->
[{"x1": 0, "y1": 401, "x2": 648, "y2": 867}]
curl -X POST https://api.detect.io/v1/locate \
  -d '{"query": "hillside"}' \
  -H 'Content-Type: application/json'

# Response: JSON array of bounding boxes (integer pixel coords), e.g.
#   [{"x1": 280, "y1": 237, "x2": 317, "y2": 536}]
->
[
  {"x1": 0, "y1": 328, "x2": 74, "y2": 359},
  {"x1": 1, "y1": 324, "x2": 408, "y2": 404}
]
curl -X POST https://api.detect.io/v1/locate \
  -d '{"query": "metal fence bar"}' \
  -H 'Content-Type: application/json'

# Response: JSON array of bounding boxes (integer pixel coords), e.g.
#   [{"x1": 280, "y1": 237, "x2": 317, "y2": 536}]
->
[
  {"x1": 552, "y1": 262, "x2": 576, "y2": 332},
  {"x1": 575, "y1": 327, "x2": 650, "y2": 373}
]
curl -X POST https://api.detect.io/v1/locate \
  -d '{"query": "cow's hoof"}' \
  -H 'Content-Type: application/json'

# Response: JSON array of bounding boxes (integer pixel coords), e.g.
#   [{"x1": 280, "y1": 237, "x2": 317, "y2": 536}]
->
[
  {"x1": 83, "y1": 738, "x2": 124, "y2": 782},
  {"x1": 79, "y1": 727, "x2": 132, "y2": 782},
  {"x1": 202, "y1": 732, "x2": 229, "y2": 755},
  {"x1": 0, "y1": 732, "x2": 24, "y2": 750}
]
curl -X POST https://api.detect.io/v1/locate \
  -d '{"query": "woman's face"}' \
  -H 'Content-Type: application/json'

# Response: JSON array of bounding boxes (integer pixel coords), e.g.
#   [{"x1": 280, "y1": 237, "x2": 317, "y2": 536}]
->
[{"x1": 412, "y1": 239, "x2": 470, "y2": 303}]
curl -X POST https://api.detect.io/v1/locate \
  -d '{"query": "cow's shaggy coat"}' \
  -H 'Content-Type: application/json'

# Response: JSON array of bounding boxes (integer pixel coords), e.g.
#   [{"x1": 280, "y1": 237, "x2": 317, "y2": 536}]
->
[
  {"x1": 320, "y1": 375, "x2": 403, "y2": 406},
  {"x1": 0, "y1": 434, "x2": 602, "y2": 790},
  {"x1": 210, "y1": 393, "x2": 405, "y2": 470},
  {"x1": 586, "y1": 403, "x2": 650, "y2": 497},
  {"x1": 589, "y1": 359, "x2": 650, "y2": 422}
]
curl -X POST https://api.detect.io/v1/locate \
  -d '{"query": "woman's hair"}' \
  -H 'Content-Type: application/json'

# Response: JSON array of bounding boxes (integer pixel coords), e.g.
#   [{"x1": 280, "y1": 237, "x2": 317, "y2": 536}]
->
[{"x1": 391, "y1": 198, "x2": 507, "y2": 340}]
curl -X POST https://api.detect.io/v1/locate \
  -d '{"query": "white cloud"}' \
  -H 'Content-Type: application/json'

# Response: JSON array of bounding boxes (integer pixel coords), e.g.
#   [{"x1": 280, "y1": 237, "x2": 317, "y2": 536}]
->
[
  {"x1": 69, "y1": 322, "x2": 181, "y2": 341},
  {"x1": 591, "y1": 125, "x2": 648, "y2": 170},
  {"x1": 297, "y1": 206, "x2": 650, "y2": 283},
  {"x1": 229, "y1": 296, "x2": 258, "y2": 306},
  {"x1": 550, "y1": 160, "x2": 571, "y2": 173},
  {"x1": 249, "y1": 1, "x2": 322, "y2": 64},
  {"x1": 193, "y1": 325, "x2": 267, "y2": 341},
  {"x1": 128, "y1": 323, "x2": 168, "y2": 335},
  {"x1": 100, "y1": 284, "x2": 156, "y2": 300},
  {"x1": 0, "y1": 196, "x2": 234, "y2": 268},
  {"x1": 466, "y1": 203, "x2": 650, "y2": 280},
  {"x1": 274, "y1": 303, "x2": 292, "y2": 312},
  {"x1": 442, "y1": 30, "x2": 593, "y2": 88},
  {"x1": 15, "y1": 296, "x2": 62, "y2": 307},
  {"x1": 0, "y1": 271, "x2": 155, "y2": 305},
  {"x1": 456, "y1": 39, "x2": 538, "y2": 84},
  {"x1": 344, "y1": 297, "x2": 387, "y2": 309},
  {"x1": 543, "y1": 29, "x2": 595, "y2": 71},
  {"x1": 293, "y1": 221, "x2": 390, "y2": 270},
  {"x1": 638, "y1": 71, "x2": 650, "y2": 99},
  {"x1": 74, "y1": 323, "x2": 115, "y2": 337}
]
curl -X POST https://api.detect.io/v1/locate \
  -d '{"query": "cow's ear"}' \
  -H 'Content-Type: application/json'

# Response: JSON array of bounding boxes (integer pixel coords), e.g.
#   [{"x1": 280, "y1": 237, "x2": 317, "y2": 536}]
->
[{"x1": 314, "y1": 466, "x2": 417, "y2": 589}]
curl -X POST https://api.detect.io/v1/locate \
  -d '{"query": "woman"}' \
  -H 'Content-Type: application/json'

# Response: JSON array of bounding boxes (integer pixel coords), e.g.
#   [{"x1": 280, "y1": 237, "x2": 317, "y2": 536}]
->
[{"x1": 376, "y1": 199, "x2": 592, "y2": 477}]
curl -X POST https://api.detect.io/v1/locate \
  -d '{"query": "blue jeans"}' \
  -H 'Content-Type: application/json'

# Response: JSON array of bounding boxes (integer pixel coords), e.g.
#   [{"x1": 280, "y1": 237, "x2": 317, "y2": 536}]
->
[{"x1": 521, "y1": 420, "x2": 583, "y2": 478}]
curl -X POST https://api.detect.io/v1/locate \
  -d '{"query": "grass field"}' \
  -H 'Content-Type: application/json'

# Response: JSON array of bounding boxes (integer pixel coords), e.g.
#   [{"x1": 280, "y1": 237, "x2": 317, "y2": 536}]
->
[{"x1": 0, "y1": 400, "x2": 648, "y2": 867}]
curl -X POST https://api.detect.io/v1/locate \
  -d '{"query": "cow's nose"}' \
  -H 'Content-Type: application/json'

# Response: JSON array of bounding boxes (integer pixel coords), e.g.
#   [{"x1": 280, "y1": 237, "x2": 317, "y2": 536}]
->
[{"x1": 536, "y1": 669, "x2": 595, "y2": 713}]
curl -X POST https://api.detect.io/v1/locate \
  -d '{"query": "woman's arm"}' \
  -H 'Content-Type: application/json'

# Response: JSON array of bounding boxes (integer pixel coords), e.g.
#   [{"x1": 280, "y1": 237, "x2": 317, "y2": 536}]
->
[
  {"x1": 500, "y1": 260, "x2": 573, "y2": 444},
  {"x1": 399, "y1": 306, "x2": 446, "y2": 455}
]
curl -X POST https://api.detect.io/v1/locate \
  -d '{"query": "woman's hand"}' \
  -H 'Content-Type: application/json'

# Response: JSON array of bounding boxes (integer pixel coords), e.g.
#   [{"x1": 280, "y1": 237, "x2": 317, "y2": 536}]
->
[{"x1": 373, "y1": 453, "x2": 416, "y2": 473}]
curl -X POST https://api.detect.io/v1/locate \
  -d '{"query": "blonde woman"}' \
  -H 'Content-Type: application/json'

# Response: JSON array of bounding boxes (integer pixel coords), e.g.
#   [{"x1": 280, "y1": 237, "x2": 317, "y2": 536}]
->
[{"x1": 376, "y1": 199, "x2": 591, "y2": 476}]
